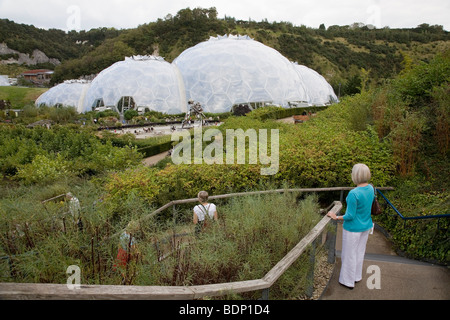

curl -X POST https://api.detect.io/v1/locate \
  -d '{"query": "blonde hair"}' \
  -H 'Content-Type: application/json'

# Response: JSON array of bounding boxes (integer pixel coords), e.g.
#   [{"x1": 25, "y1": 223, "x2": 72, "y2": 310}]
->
[
  {"x1": 198, "y1": 191, "x2": 209, "y2": 203},
  {"x1": 351, "y1": 163, "x2": 371, "y2": 185}
]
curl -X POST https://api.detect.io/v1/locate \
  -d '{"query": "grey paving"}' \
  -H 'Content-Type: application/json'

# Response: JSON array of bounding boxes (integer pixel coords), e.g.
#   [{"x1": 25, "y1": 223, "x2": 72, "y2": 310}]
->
[{"x1": 320, "y1": 224, "x2": 450, "y2": 300}]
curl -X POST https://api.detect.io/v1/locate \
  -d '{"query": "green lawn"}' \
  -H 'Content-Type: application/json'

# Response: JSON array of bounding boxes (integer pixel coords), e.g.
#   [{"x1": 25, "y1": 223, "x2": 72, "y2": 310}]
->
[{"x1": 0, "y1": 86, "x2": 48, "y2": 108}]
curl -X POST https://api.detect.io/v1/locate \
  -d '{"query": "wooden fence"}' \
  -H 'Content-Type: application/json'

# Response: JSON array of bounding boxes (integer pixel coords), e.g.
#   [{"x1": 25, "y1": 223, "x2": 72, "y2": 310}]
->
[{"x1": 0, "y1": 187, "x2": 394, "y2": 300}]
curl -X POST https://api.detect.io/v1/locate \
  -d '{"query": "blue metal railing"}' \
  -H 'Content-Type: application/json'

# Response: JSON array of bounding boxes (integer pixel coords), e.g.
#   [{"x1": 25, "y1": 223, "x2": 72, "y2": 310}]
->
[{"x1": 376, "y1": 189, "x2": 450, "y2": 229}]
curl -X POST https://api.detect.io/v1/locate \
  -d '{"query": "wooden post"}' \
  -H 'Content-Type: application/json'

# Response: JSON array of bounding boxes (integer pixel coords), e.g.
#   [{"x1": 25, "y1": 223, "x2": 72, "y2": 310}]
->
[
  {"x1": 326, "y1": 220, "x2": 337, "y2": 264},
  {"x1": 305, "y1": 238, "x2": 317, "y2": 298},
  {"x1": 261, "y1": 288, "x2": 269, "y2": 300}
]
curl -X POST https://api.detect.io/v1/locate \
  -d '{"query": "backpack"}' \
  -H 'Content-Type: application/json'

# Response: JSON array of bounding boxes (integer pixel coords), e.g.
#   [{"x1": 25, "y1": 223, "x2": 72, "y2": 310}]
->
[
  {"x1": 370, "y1": 184, "x2": 382, "y2": 216},
  {"x1": 195, "y1": 204, "x2": 211, "y2": 234},
  {"x1": 199, "y1": 204, "x2": 212, "y2": 229}
]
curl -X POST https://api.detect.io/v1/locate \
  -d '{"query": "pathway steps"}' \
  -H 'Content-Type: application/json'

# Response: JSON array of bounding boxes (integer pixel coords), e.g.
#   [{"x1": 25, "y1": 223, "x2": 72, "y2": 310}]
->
[{"x1": 321, "y1": 224, "x2": 450, "y2": 300}]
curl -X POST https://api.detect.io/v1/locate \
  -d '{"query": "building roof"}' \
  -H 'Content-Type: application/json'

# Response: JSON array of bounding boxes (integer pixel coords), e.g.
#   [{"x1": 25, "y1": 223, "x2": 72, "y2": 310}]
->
[{"x1": 22, "y1": 69, "x2": 54, "y2": 76}]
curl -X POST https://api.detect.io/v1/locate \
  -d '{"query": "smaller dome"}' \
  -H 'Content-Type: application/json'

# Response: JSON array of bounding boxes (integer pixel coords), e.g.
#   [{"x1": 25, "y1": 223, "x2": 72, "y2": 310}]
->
[
  {"x1": 35, "y1": 80, "x2": 91, "y2": 113},
  {"x1": 292, "y1": 63, "x2": 339, "y2": 106},
  {"x1": 83, "y1": 55, "x2": 187, "y2": 114},
  {"x1": 0, "y1": 75, "x2": 10, "y2": 86}
]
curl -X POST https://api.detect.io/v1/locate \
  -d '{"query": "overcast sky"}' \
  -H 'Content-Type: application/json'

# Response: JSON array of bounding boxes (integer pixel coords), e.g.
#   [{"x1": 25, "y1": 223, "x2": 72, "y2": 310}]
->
[{"x1": 0, "y1": 0, "x2": 449, "y2": 32}]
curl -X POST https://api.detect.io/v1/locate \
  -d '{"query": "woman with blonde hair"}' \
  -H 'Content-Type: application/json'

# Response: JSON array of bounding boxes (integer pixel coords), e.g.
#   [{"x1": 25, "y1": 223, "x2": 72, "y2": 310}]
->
[
  {"x1": 327, "y1": 163, "x2": 375, "y2": 289},
  {"x1": 193, "y1": 191, "x2": 218, "y2": 234}
]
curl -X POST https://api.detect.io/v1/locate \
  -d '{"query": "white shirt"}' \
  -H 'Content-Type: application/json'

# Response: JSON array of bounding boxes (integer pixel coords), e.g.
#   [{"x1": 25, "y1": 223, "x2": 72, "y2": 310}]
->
[
  {"x1": 69, "y1": 197, "x2": 81, "y2": 219},
  {"x1": 193, "y1": 203, "x2": 216, "y2": 221}
]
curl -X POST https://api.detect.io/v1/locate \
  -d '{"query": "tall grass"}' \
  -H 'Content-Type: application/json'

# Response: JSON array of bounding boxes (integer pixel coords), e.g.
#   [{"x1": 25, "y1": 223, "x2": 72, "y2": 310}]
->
[
  {"x1": 134, "y1": 192, "x2": 322, "y2": 299},
  {"x1": 1, "y1": 187, "x2": 324, "y2": 299},
  {"x1": 0, "y1": 177, "x2": 129, "y2": 284}
]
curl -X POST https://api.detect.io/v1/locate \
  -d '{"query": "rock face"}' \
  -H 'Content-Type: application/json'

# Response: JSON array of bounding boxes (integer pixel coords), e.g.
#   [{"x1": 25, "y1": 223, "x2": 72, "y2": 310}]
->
[{"x1": 0, "y1": 42, "x2": 60, "y2": 66}]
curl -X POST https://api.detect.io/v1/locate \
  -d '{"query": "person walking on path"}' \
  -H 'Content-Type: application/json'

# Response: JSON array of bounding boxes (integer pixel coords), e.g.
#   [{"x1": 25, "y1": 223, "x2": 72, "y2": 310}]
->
[
  {"x1": 193, "y1": 191, "x2": 218, "y2": 235},
  {"x1": 327, "y1": 163, "x2": 375, "y2": 289},
  {"x1": 66, "y1": 192, "x2": 83, "y2": 231}
]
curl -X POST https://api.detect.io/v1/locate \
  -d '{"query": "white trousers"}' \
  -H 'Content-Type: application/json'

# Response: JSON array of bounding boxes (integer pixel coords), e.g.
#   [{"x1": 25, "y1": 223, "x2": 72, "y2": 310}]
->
[{"x1": 339, "y1": 228, "x2": 370, "y2": 288}]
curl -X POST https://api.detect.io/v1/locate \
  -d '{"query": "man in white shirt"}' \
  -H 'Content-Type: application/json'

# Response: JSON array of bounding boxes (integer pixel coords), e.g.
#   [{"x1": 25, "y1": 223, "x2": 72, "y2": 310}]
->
[{"x1": 193, "y1": 191, "x2": 218, "y2": 234}]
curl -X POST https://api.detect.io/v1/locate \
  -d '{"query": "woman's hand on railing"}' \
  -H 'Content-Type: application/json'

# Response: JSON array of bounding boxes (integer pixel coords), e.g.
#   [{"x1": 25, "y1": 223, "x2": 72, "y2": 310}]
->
[{"x1": 327, "y1": 211, "x2": 338, "y2": 220}]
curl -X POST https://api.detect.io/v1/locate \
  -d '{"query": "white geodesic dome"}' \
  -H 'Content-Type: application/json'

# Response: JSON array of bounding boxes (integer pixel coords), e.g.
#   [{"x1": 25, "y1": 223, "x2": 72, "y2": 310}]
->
[
  {"x1": 173, "y1": 35, "x2": 309, "y2": 113},
  {"x1": 293, "y1": 63, "x2": 339, "y2": 106},
  {"x1": 34, "y1": 37, "x2": 338, "y2": 115},
  {"x1": 35, "y1": 80, "x2": 90, "y2": 113},
  {"x1": 83, "y1": 55, "x2": 186, "y2": 114},
  {"x1": 0, "y1": 75, "x2": 10, "y2": 86}
]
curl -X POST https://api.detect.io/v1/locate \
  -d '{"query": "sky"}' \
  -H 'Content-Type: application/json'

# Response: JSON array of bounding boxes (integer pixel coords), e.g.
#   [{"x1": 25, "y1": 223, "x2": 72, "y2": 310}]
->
[{"x1": 0, "y1": 0, "x2": 449, "y2": 32}]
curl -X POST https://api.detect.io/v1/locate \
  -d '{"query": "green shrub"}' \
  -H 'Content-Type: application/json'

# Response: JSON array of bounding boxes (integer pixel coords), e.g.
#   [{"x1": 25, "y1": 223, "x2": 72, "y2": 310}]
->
[
  {"x1": 134, "y1": 192, "x2": 323, "y2": 299},
  {"x1": 392, "y1": 50, "x2": 450, "y2": 107},
  {"x1": 16, "y1": 153, "x2": 71, "y2": 185},
  {"x1": 246, "y1": 105, "x2": 328, "y2": 121},
  {"x1": 0, "y1": 125, "x2": 142, "y2": 181}
]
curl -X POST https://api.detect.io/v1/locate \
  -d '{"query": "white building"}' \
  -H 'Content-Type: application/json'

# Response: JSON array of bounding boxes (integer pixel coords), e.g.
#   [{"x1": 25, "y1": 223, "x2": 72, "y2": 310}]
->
[{"x1": 35, "y1": 36, "x2": 338, "y2": 114}]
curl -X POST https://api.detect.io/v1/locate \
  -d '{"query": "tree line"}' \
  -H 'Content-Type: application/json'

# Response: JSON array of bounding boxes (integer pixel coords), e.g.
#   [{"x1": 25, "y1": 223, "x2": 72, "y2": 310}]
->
[{"x1": 1, "y1": 8, "x2": 448, "y2": 96}]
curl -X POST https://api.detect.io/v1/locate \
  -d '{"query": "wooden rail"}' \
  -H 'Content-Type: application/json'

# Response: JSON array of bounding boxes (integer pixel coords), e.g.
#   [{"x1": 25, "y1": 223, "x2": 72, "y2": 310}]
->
[
  {"x1": 132, "y1": 186, "x2": 394, "y2": 236},
  {"x1": 1, "y1": 186, "x2": 394, "y2": 299},
  {"x1": 0, "y1": 201, "x2": 342, "y2": 300}
]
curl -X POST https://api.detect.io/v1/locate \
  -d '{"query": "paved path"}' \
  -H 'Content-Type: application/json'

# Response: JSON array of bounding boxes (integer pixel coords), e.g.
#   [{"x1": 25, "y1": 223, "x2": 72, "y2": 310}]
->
[
  {"x1": 142, "y1": 151, "x2": 169, "y2": 166},
  {"x1": 321, "y1": 224, "x2": 450, "y2": 300}
]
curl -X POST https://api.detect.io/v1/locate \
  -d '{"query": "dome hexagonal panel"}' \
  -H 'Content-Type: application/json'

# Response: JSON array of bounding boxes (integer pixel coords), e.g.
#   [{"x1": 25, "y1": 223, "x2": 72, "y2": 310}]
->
[
  {"x1": 173, "y1": 35, "x2": 309, "y2": 113},
  {"x1": 35, "y1": 80, "x2": 91, "y2": 113},
  {"x1": 0, "y1": 75, "x2": 10, "y2": 86},
  {"x1": 292, "y1": 63, "x2": 339, "y2": 106},
  {"x1": 83, "y1": 55, "x2": 187, "y2": 114}
]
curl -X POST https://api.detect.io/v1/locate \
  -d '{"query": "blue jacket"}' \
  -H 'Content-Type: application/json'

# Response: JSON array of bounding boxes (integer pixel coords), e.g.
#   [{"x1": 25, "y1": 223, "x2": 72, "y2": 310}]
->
[{"x1": 343, "y1": 185, "x2": 374, "y2": 232}]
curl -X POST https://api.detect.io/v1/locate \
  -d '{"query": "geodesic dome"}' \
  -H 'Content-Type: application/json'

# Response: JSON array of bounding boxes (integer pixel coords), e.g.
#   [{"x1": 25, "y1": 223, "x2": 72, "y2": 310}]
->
[
  {"x1": 0, "y1": 75, "x2": 10, "y2": 86},
  {"x1": 83, "y1": 55, "x2": 186, "y2": 114},
  {"x1": 35, "y1": 80, "x2": 90, "y2": 113},
  {"x1": 293, "y1": 63, "x2": 339, "y2": 106},
  {"x1": 35, "y1": 37, "x2": 338, "y2": 115},
  {"x1": 173, "y1": 35, "x2": 309, "y2": 113}
]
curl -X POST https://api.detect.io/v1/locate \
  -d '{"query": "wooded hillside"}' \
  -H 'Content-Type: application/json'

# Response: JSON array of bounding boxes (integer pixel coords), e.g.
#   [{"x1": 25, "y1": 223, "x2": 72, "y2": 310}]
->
[{"x1": 1, "y1": 7, "x2": 449, "y2": 95}]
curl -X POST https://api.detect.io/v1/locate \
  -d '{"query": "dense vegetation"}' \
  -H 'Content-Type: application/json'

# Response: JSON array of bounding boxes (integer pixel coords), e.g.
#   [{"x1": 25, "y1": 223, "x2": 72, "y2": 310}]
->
[
  {"x1": 0, "y1": 11, "x2": 448, "y2": 295},
  {"x1": 0, "y1": 125, "x2": 142, "y2": 184},
  {"x1": 1, "y1": 7, "x2": 449, "y2": 96},
  {"x1": 0, "y1": 18, "x2": 122, "y2": 61}
]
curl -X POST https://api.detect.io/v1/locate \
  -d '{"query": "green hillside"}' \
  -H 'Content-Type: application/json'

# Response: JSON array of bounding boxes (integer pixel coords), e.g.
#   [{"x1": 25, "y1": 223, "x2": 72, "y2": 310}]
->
[{"x1": 1, "y1": 7, "x2": 449, "y2": 96}]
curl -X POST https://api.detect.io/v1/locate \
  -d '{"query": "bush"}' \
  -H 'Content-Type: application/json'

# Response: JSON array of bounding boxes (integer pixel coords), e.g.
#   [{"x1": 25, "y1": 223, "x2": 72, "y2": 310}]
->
[
  {"x1": 375, "y1": 176, "x2": 450, "y2": 263},
  {"x1": 102, "y1": 132, "x2": 176, "y2": 158},
  {"x1": 0, "y1": 125, "x2": 142, "y2": 181},
  {"x1": 124, "y1": 109, "x2": 139, "y2": 121},
  {"x1": 392, "y1": 50, "x2": 450, "y2": 107},
  {"x1": 102, "y1": 166, "x2": 162, "y2": 216},
  {"x1": 16, "y1": 153, "x2": 71, "y2": 185},
  {"x1": 246, "y1": 105, "x2": 328, "y2": 121},
  {"x1": 133, "y1": 192, "x2": 323, "y2": 299},
  {"x1": 100, "y1": 104, "x2": 396, "y2": 213}
]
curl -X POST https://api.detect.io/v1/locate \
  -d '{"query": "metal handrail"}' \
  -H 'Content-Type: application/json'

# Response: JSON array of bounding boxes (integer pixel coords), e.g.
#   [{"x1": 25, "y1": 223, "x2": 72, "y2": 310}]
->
[{"x1": 377, "y1": 189, "x2": 450, "y2": 221}]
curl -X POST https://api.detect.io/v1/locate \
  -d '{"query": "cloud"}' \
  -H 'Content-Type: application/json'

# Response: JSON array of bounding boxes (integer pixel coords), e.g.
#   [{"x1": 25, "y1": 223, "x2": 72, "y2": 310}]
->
[{"x1": 0, "y1": 0, "x2": 448, "y2": 31}]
